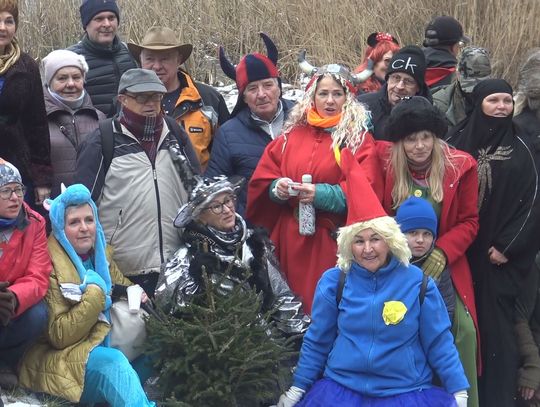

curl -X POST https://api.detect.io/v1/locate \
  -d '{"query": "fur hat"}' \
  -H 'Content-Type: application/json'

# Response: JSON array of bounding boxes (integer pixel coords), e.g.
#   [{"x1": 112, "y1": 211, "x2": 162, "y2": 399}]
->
[
  {"x1": 219, "y1": 33, "x2": 280, "y2": 117},
  {"x1": 0, "y1": 158, "x2": 22, "y2": 188},
  {"x1": 336, "y1": 149, "x2": 410, "y2": 271},
  {"x1": 423, "y1": 16, "x2": 470, "y2": 47},
  {"x1": 395, "y1": 196, "x2": 438, "y2": 238},
  {"x1": 386, "y1": 45, "x2": 427, "y2": 92},
  {"x1": 41, "y1": 49, "x2": 89, "y2": 86},
  {"x1": 0, "y1": 0, "x2": 18, "y2": 27},
  {"x1": 80, "y1": 0, "x2": 120, "y2": 30},
  {"x1": 385, "y1": 96, "x2": 447, "y2": 141}
]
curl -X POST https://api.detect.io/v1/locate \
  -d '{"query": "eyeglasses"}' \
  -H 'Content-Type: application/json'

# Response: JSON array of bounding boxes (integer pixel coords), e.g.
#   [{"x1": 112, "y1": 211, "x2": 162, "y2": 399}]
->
[
  {"x1": 0, "y1": 186, "x2": 26, "y2": 200},
  {"x1": 124, "y1": 93, "x2": 164, "y2": 104},
  {"x1": 204, "y1": 195, "x2": 237, "y2": 215},
  {"x1": 388, "y1": 74, "x2": 417, "y2": 88}
]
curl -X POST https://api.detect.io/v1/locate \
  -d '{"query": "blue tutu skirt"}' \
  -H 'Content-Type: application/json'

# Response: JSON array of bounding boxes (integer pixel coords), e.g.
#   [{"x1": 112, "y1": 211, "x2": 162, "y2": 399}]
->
[{"x1": 296, "y1": 378, "x2": 457, "y2": 407}]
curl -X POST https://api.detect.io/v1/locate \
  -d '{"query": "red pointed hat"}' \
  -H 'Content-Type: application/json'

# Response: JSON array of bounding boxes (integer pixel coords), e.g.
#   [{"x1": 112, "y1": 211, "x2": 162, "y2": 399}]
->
[{"x1": 341, "y1": 148, "x2": 386, "y2": 225}]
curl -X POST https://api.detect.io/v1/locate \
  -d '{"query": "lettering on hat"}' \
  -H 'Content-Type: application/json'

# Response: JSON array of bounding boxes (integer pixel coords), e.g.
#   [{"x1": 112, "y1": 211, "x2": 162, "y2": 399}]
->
[{"x1": 391, "y1": 57, "x2": 417, "y2": 74}]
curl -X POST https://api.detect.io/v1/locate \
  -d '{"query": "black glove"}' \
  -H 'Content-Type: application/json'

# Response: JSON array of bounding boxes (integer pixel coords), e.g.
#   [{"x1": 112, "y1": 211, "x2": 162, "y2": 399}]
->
[
  {"x1": 0, "y1": 288, "x2": 17, "y2": 326},
  {"x1": 189, "y1": 251, "x2": 221, "y2": 286}
]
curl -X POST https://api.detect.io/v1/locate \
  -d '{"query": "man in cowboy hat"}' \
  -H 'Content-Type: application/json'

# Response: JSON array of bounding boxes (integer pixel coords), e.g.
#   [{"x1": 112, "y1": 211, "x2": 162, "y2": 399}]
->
[
  {"x1": 69, "y1": 0, "x2": 137, "y2": 117},
  {"x1": 129, "y1": 26, "x2": 229, "y2": 169},
  {"x1": 205, "y1": 33, "x2": 293, "y2": 216}
]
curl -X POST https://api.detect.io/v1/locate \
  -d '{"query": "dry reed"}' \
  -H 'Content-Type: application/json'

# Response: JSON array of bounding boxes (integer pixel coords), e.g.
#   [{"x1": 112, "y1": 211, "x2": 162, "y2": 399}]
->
[{"x1": 17, "y1": 0, "x2": 540, "y2": 87}]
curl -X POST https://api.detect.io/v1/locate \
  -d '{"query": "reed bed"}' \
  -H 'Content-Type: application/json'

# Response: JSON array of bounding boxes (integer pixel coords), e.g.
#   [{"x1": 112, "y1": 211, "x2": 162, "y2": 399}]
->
[{"x1": 17, "y1": 0, "x2": 540, "y2": 87}]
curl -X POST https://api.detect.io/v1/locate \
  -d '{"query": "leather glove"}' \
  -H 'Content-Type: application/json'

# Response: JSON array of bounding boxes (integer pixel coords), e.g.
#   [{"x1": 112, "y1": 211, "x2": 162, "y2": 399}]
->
[
  {"x1": 454, "y1": 390, "x2": 468, "y2": 407},
  {"x1": 277, "y1": 386, "x2": 305, "y2": 407},
  {"x1": 0, "y1": 287, "x2": 17, "y2": 326},
  {"x1": 80, "y1": 270, "x2": 108, "y2": 294},
  {"x1": 421, "y1": 247, "x2": 447, "y2": 280}
]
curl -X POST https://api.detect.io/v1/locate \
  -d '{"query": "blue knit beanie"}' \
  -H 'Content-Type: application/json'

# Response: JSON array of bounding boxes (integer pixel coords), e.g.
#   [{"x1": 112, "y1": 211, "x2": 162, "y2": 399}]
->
[
  {"x1": 48, "y1": 184, "x2": 112, "y2": 295},
  {"x1": 80, "y1": 0, "x2": 120, "y2": 29},
  {"x1": 395, "y1": 197, "x2": 438, "y2": 238}
]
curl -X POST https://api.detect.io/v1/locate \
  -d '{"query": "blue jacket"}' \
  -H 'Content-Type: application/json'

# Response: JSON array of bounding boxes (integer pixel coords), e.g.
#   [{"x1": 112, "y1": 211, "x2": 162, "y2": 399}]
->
[
  {"x1": 205, "y1": 99, "x2": 294, "y2": 216},
  {"x1": 293, "y1": 257, "x2": 468, "y2": 397}
]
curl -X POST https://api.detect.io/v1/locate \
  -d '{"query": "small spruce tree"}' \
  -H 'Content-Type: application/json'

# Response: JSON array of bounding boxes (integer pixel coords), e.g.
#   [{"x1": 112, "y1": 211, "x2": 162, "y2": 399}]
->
[{"x1": 145, "y1": 270, "x2": 297, "y2": 407}]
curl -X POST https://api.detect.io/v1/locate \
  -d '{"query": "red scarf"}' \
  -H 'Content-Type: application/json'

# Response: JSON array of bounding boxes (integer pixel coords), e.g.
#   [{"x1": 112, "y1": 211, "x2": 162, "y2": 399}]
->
[{"x1": 119, "y1": 107, "x2": 164, "y2": 164}]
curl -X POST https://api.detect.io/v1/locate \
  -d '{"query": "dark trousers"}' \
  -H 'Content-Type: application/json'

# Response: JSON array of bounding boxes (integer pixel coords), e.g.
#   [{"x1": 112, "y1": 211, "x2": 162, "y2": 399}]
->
[{"x1": 0, "y1": 300, "x2": 48, "y2": 369}]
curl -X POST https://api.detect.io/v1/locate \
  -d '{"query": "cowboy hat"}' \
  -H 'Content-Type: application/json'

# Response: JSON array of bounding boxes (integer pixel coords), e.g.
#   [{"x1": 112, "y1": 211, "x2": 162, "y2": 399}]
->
[{"x1": 128, "y1": 26, "x2": 193, "y2": 65}]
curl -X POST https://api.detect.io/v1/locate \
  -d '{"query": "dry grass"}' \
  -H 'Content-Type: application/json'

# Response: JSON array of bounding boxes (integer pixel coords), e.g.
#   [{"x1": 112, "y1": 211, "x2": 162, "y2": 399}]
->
[{"x1": 17, "y1": 0, "x2": 540, "y2": 87}]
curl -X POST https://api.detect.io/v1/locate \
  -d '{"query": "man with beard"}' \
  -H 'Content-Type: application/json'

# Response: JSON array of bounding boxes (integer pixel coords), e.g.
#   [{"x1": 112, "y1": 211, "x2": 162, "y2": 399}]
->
[
  {"x1": 69, "y1": 0, "x2": 137, "y2": 117},
  {"x1": 76, "y1": 69, "x2": 200, "y2": 295}
]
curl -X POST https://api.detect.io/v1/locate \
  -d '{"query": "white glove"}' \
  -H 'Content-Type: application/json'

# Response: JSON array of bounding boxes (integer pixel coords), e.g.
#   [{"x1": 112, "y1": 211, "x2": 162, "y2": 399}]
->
[
  {"x1": 277, "y1": 386, "x2": 305, "y2": 407},
  {"x1": 454, "y1": 389, "x2": 468, "y2": 407}
]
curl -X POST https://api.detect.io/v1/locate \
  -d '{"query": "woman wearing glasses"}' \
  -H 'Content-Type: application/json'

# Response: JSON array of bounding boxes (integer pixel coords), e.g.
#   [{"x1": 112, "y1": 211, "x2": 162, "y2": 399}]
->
[{"x1": 155, "y1": 176, "x2": 310, "y2": 336}]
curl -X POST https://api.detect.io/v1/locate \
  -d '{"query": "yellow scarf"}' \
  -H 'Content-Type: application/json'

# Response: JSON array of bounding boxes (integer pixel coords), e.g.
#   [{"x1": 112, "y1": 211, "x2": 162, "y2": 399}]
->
[
  {"x1": 0, "y1": 39, "x2": 21, "y2": 76},
  {"x1": 306, "y1": 107, "x2": 342, "y2": 129}
]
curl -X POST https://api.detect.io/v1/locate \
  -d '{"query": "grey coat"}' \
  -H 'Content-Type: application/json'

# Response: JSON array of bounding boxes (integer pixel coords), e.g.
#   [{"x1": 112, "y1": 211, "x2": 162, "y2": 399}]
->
[{"x1": 44, "y1": 87, "x2": 105, "y2": 198}]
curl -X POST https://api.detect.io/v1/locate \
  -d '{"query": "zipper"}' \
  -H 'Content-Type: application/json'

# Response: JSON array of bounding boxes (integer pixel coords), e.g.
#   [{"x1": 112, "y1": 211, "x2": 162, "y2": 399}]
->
[
  {"x1": 152, "y1": 166, "x2": 165, "y2": 264},
  {"x1": 365, "y1": 275, "x2": 377, "y2": 394}
]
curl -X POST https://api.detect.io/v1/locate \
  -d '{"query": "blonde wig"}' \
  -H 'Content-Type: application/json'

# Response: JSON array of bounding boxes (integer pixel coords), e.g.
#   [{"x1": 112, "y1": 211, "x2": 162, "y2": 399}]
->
[
  {"x1": 282, "y1": 73, "x2": 371, "y2": 153},
  {"x1": 336, "y1": 216, "x2": 411, "y2": 272},
  {"x1": 390, "y1": 136, "x2": 465, "y2": 209}
]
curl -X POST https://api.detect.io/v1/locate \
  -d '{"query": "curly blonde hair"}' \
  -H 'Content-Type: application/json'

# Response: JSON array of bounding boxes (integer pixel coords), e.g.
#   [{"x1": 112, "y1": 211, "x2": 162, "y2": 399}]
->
[
  {"x1": 336, "y1": 216, "x2": 411, "y2": 272},
  {"x1": 282, "y1": 73, "x2": 371, "y2": 153}
]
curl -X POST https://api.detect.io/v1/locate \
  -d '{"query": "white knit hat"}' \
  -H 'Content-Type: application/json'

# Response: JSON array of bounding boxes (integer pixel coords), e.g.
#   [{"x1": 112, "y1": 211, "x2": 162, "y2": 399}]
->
[{"x1": 40, "y1": 49, "x2": 89, "y2": 86}]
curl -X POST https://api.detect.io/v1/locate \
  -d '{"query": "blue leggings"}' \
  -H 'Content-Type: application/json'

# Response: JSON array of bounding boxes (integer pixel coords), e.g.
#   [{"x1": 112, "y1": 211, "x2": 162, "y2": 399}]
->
[{"x1": 79, "y1": 346, "x2": 155, "y2": 407}]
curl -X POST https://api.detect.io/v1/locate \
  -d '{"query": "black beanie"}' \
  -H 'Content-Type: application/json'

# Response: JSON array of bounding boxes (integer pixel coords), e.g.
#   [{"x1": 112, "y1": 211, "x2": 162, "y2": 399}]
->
[
  {"x1": 80, "y1": 0, "x2": 120, "y2": 29},
  {"x1": 385, "y1": 96, "x2": 447, "y2": 141},
  {"x1": 386, "y1": 45, "x2": 427, "y2": 90}
]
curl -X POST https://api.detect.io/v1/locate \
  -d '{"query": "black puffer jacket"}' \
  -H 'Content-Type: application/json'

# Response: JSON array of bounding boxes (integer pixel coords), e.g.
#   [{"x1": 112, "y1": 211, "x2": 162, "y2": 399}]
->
[
  {"x1": 68, "y1": 35, "x2": 137, "y2": 117},
  {"x1": 0, "y1": 52, "x2": 51, "y2": 187}
]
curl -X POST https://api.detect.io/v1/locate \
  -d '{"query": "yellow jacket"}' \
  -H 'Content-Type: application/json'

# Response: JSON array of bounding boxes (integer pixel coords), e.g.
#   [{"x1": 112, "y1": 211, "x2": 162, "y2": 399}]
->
[{"x1": 19, "y1": 235, "x2": 132, "y2": 402}]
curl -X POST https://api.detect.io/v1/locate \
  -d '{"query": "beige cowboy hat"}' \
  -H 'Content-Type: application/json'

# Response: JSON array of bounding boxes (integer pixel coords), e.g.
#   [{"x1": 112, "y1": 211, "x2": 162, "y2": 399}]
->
[{"x1": 128, "y1": 26, "x2": 193, "y2": 65}]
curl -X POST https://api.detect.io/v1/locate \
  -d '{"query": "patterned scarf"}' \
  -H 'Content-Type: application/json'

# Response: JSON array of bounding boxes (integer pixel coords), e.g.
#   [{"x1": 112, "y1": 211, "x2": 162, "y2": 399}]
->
[
  {"x1": 0, "y1": 39, "x2": 21, "y2": 76},
  {"x1": 119, "y1": 107, "x2": 164, "y2": 164}
]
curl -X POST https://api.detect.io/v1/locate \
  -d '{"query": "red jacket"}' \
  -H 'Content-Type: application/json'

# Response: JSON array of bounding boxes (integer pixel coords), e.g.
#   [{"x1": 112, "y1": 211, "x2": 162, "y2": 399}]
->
[
  {"x1": 377, "y1": 141, "x2": 481, "y2": 369},
  {"x1": 0, "y1": 203, "x2": 51, "y2": 317}
]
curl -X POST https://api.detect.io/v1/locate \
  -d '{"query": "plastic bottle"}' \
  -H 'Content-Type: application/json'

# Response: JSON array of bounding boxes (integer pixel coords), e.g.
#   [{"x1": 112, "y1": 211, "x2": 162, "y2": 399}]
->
[{"x1": 299, "y1": 174, "x2": 316, "y2": 236}]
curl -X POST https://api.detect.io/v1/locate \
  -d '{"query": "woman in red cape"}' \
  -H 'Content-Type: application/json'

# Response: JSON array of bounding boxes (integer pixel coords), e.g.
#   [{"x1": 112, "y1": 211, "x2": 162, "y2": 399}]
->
[{"x1": 247, "y1": 64, "x2": 383, "y2": 313}]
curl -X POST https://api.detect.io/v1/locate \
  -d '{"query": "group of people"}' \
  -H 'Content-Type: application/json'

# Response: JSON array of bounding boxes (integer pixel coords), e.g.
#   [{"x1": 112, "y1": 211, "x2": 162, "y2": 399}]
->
[{"x1": 1, "y1": 0, "x2": 540, "y2": 406}]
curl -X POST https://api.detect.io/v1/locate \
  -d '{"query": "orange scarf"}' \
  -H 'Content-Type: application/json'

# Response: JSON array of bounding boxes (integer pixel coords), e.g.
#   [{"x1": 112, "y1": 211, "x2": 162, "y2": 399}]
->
[{"x1": 306, "y1": 107, "x2": 342, "y2": 129}]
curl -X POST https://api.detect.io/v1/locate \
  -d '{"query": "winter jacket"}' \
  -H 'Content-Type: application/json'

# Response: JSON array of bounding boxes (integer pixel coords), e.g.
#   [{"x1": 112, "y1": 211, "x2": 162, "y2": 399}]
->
[
  {"x1": 293, "y1": 257, "x2": 469, "y2": 396},
  {"x1": 68, "y1": 35, "x2": 138, "y2": 117},
  {"x1": 377, "y1": 141, "x2": 481, "y2": 365},
  {"x1": 205, "y1": 99, "x2": 294, "y2": 216},
  {"x1": 432, "y1": 82, "x2": 469, "y2": 127},
  {"x1": 44, "y1": 87, "x2": 105, "y2": 198},
  {"x1": 168, "y1": 70, "x2": 229, "y2": 169},
  {"x1": 423, "y1": 47, "x2": 457, "y2": 92},
  {"x1": 19, "y1": 236, "x2": 132, "y2": 402},
  {"x1": 0, "y1": 203, "x2": 51, "y2": 317},
  {"x1": 76, "y1": 118, "x2": 199, "y2": 277},
  {"x1": 0, "y1": 52, "x2": 52, "y2": 187}
]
